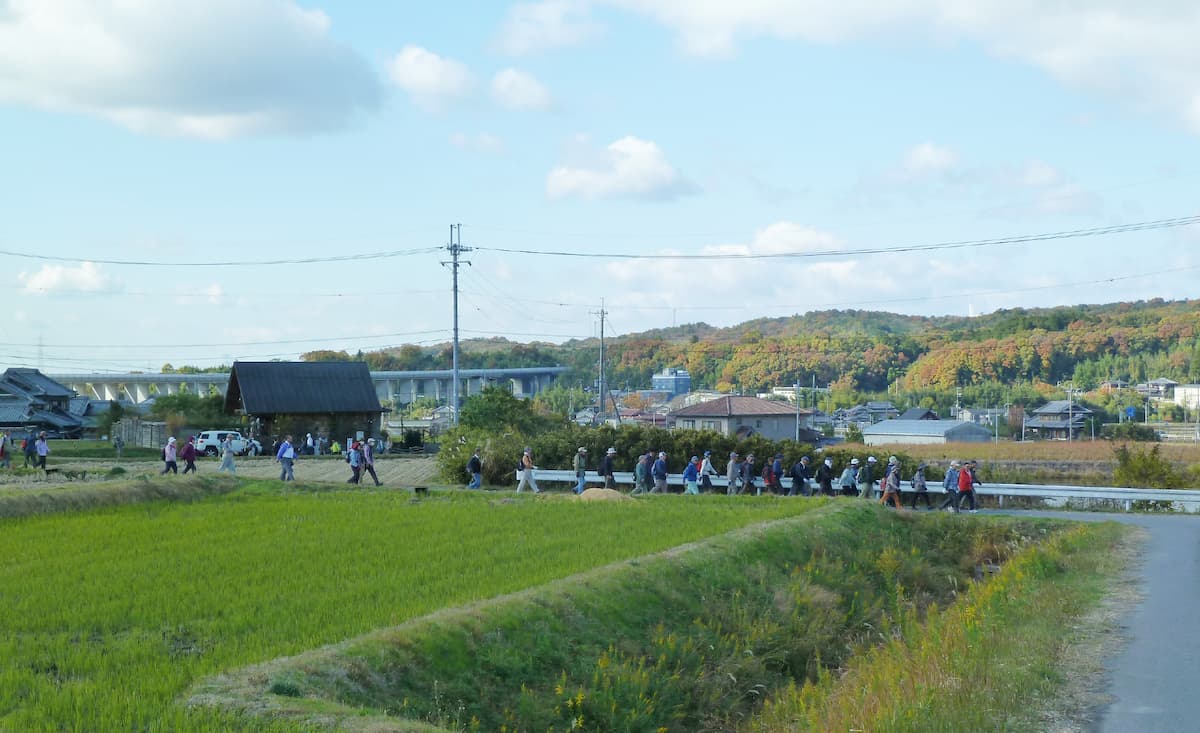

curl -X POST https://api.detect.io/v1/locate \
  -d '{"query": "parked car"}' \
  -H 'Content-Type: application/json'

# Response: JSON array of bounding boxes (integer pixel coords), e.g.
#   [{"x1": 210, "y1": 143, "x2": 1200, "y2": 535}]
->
[{"x1": 194, "y1": 430, "x2": 258, "y2": 457}]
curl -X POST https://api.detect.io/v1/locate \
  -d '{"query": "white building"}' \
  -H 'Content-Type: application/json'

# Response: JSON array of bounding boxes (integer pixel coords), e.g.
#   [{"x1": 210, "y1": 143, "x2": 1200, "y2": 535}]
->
[{"x1": 863, "y1": 419, "x2": 994, "y2": 446}]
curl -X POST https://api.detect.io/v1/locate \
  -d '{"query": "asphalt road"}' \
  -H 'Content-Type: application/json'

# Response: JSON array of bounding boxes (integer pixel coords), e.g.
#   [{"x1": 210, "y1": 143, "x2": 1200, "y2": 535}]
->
[{"x1": 1003, "y1": 510, "x2": 1200, "y2": 732}]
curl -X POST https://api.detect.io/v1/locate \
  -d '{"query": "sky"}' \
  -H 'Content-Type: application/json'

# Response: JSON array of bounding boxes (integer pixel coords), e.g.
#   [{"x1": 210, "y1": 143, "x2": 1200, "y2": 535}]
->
[{"x1": 2, "y1": 0, "x2": 1199, "y2": 375}]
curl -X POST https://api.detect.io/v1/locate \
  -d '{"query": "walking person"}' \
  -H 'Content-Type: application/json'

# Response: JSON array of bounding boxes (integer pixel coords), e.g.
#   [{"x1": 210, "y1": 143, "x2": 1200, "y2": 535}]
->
[
  {"x1": 466, "y1": 448, "x2": 482, "y2": 489},
  {"x1": 769, "y1": 454, "x2": 785, "y2": 495},
  {"x1": 22, "y1": 433, "x2": 36, "y2": 468},
  {"x1": 815, "y1": 456, "x2": 836, "y2": 496},
  {"x1": 652, "y1": 451, "x2": 669, "y2": 493},
  {"x1": 305, "y1": 432, "x2": 314, "y2": 456},
  {"x1": 0, "y1": 430, "x2": 9, "y2": 469},
  {"x1": 276, "y1": 434, "x2": 295, "y2": 481},
  {"x1": 742, "y1": 454, "x2": 758, "y2": 495},
  {"x1": 632, "y1": 452, "x2": 649, "y2": 496},
  {"x1": 113, "y1": 435, "x2": 124, "y2": 460},
  {"x1": 362, "y1": 438, "x2": 382, "y2": 486},
  {"x1": 218, "y1": 433, "x2": 237, "y2": 473},
  {"x1": 346, "y1": 441, "x2": 363, "y2": 484},
  {"x1": 839, "y1": 458, "x2": 860, "y2": 496},
  {"x1": 161, "y1": 436, "x2": 178, "y2": 475},
  {"x1": 858, "y1": 456, "x2": 877, "y2": 499},
  {"x1": 180, "y1": 436, "x2": 199, "y2": 474},
  {"x1": 909, "y1": 463, "x2": 932, "y2": 509},
  {"x1": 725, "y1": 451, "x2": 741, "y2": 495},
  {"x1": 955, "y1": 460, "x2": 980, "y2": 513},
  {"x1": 598, "y1": 447, "x2": 617, "y2": 489},
  {"x1": 683, "y1": 456, "x2": 700, "y2": 495},
  {"x1": 641, "y1": 450, "x2": 656, "y2": 493},
  {"x1": 699, "y1": 450, "x2": 718, "y2": 492},
  {"x1": 880, "y1": 456, "x2": 904, "y2": 509},
  {"x1": 516, "y1": 447, "x2": 540, "y2": 493},
  {"x1": 788, "y1": 455, "x2": 811, "y2": 496},
  {"x1": 939, "y1": 461, "x2": 962, "y2": 511},
  {"x1": 573, "y1": 446, "x2": 588, "y2": 494},
  {"x1": 34, "y1": 431, "x2": 50, "y2": 471}
]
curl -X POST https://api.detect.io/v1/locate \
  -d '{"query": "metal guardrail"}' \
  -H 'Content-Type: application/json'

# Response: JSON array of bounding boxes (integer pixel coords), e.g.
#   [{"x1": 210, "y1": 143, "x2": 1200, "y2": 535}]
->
[{"x1": 515, "y1": 469, "x2": 1198, "y2": 511}]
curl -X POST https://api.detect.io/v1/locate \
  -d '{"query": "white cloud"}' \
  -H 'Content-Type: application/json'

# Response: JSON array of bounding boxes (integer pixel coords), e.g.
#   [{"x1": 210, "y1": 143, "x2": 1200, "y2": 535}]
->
[
  {"x1": 601, "y1": 1, "x2": 1200, "y2": 134},
  {"x1": 18, "y1": 262, "x2": 115, "y2": 294},
  {"x1": 546, "y1": 135, "x2": 696, "y2": 200},
  {"x1": 903, "y1": 142, "x2": 959, "y2": 178},
  {"x1": 0, "y1": 0, "x2": 380, "y2": 139},
  {"x1": 496, "y1": 0, "x2": 601, "y2": 55},
  {"x1": 491, "y1": 68, "x2": 552, "y2": 110},
  {"x1": 386, "y1": 45, "x2": 474, "y2": 110},
  {"x1": 1018, "y1": 160, "x2": 1061, "y2": 188},
  {"x1": 450, "y1": 132, "x2": 505, "y2": 153}
]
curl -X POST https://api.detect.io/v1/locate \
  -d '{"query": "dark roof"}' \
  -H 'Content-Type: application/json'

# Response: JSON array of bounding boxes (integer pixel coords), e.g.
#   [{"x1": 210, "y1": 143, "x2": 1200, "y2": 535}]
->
[
  {"x1": 899, "y1": 408, "x2": 938, "y2": 420},
  {"x1": 2, "y1": 368, "x2": 74, "y2": 398},
  {"x1": 1033, "y1": 400, "x2": 1093, "y2": 416},
  {"x1": 225, "y1": 361, "x2": 383, "y2": 415},
  {"x1": 670, "y1": 396, "x2": 808, "y2": 418}
]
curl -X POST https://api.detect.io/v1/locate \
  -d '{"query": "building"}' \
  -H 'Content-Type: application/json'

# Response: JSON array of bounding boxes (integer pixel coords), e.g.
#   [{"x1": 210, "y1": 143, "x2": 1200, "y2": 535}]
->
[
  {"x1": 1022, "y1": 400, "x2": 1093, "y2": 440},
  {"x1": 862, "y1": 419, "x2": 993, "y2": 445},
  {"x1": 651, "y1": 368, "x2": 692, "y2": 398},
  {"x1": 1173, "y1": 384, "x2": 1200, "y2": 411},
  {"x1": 668, "y1": 396, "x2": 816, "y2": 442},
  {"x1": 898, "y1": 407, "x2": 939, "y2": 421},
  {"x1": 1135, "y1": 378, "x2": 1178, "y2": 399},
  {"x1": 223, "y1": 361, "x2": 386, "y2": 442},
  {"x1": 0, "y1": 368, "x2": 85, "y2": 438}
]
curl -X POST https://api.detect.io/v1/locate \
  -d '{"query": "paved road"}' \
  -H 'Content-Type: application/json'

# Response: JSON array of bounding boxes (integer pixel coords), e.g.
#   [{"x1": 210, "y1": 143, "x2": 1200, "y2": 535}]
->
[{"x1": 1004, "y1": 510, "x2": 1200, "y2": 732}]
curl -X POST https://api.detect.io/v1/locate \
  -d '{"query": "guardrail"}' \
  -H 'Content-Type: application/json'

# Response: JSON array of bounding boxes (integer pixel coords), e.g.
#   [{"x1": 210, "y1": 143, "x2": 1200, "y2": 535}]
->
[{"x1": 515, "y1": 469, "x2": 1198, "y2": 511}]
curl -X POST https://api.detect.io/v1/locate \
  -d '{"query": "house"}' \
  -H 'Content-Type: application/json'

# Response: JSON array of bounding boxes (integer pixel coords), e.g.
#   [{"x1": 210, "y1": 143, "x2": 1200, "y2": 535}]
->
[
  {"x1": 1022, "y1": 400, "x2": 1093, "y2": 440},
  {"x1": 898, "y1": 407, "x2": 939, "y2": 421},
  {"x1": 668, "y1": 396, "x2": 817, "y2": 442},
  {"x1": 865, "y1": 401, "x2": 900, "y2": 422},
  {"x1": 1174, "y1": 385, "x2": 1200, "y2": 411},
  {"x1": 1136, "y1": 378, "x2": 1178, "y2": 399},
  {"x1": 224, "y1": 361, "x2": 386, "y2": 442},
  {"x1": 862, "y1": 419, "x2": 993, "y2": 446},
  {"x1": 651, "y1": 368, "x2": 692, "y2": 397},
  {"x1": 0, "y1": 368, "x2": 85, "y2": 438}
]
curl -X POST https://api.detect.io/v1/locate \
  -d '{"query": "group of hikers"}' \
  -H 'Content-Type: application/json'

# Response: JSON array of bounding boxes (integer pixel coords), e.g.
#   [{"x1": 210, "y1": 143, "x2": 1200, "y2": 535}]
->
[
  {"x1": 156, "y1": 432, "x2": 383, "y2": 485},
  {"x1": 0, "y1": 430, "x2": 51, "y2": 470},
  {"x1": 497, "y1": 446, "x2": 983, "y2": 512}
]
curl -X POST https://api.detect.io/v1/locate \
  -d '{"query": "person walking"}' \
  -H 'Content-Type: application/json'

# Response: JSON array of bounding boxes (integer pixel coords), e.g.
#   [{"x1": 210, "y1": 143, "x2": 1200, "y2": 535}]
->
[
  {"x1": 362, "y1": 438, "x2": 382, "y2": 486},
  {"x1": 742, "y1": 453, "x2": 758, "y2": 495},
  {"x1": 113, "y1": 435, "x2": 124, "y2": 459},
  {"x1": 573, "y1": 446, "x2": 588, "y2": 494},
  {"x1": 346, "y1": 440, "x2": 363, "y2": 484},
  {"x1": 466, "y1": 448, "x2": 482, "y2": 489},
  {"x1": 161, "y1": 436, "x2": 178, "y2": 475},
  {"x1": 22, "y1": 432, "x2": 36, "y2": 468},
  {"x1": 839, "y1": 458, "x2": 860, "y2": 496},
  {"x1": 641, "y1": 450, "x2": 656, "y2": 493},
  {"x1": 276, "y1": 434, "x2": 295, "y2": 481},
  {"x1": 725, "y1": 451, "x2": 741, "y2": 495},
  {"x1": 858, "y1": 456, "x2": 877, "y2": 499},
  {"x1": 955, "y1": 459, "x2": 980, "y2": 513},
  {"x1": 180, "y1": 436, "x2": 199, "y2": 474},
  {"x1": 598, "y1": 447, "x2": 617, "y2": 489},
  {"x1": 652, "y1": 451, "x2": 669, "y2": 493},
  {"x1": 0, "y1": 430, "x2": 9, "y2": 469},
  {"x1": 699, "y1": 450, "x2": 718, "y2": 492},
  {"x1": 632, "y1": 452, "x2": 649, "y2": 496},
  {"x1": 880, "y1": 456, "x2": 903, "y2": 509},
  {"x1": 516, "y1": 447, "x2": 540, "y2": 493},
  {"x1": 305, "y1": 432, "x2": 314, "y2": 456},
  {"x1": 683, "y1": 456, "x2": 700, "y2": 495},
  {"x1": 788, "y1": 455, "x2": 811, "y2": 496},
  {"x1": 769, "y1": 454, "x2": 785, "y2": 495},
  {"x1": 218, "y1": 433, "x2": 237, "y2": 473},
  {"x1": 815, "y1": 456, "x2": 836, "y2": 496},
  {"x1": 939, "y1": 461, "x2": 962, "y2": 511},
  {"x1": 34, "y1": 431, "x2": 50, "y2": 471},
  {"x1": 909, "y1": 463, "x2": 932, "y2": 509}
]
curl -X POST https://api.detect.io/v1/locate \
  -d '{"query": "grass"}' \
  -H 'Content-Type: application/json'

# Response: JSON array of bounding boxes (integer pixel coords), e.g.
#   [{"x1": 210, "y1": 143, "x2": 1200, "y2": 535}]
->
[
  {"x1": 33, "y1": 438, "x2": 161, "y2": 460},
  {"x1": 870, "y1": 439, "x2": 1200, "y2": 463},
  {"x1": 0, "y1": 480, "x2": 827, "y2": 732}
]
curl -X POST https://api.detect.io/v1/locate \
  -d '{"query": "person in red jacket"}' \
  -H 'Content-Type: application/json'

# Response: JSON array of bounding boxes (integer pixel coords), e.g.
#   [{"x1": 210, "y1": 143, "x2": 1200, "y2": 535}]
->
[
  {"x1": 180, "y1": 436, "x2": 199, "y2": 474},
  {"x1": 956, "y1": 459, "x2": 980, "y2": 513}
]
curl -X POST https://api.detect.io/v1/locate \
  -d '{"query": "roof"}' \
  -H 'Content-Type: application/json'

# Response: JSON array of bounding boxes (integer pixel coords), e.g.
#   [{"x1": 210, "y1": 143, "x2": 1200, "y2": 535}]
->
[
  {"x1": 862, "y1": 419, "x2": 991, "y2": 437},
  {"x1": 865, "y1": 401, "x2": 898, "y2": 411},
  {"x1": 899, "y1": 408, "x2": 938, "y2": 420},
  {"x1": 670, "y1": 395, "x2": 810, "y2": 418},
  {"x1": 1149, "y1": 377, "x2": 1179, "y2": 386},
  {"x1": 2, "y1": 368, "x2": 74, "y2": 398},
  {"x1": 1023, "y1": 416, "x2": 1088, "y2": 429},
  {"x1": 225, "y1": 361, "x2": 383, "y2": 415},
  {"x1": 1033, "y1": 400, "x2": 1093, "y2": 416}
]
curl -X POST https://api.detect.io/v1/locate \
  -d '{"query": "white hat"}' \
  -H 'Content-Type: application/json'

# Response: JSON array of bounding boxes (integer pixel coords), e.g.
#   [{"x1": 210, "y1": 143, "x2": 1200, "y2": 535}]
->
[
  {"x1": 850, "y1": 458, "x2": 860, "y2": 465},
  {"x1": 658, "y1": 451, "x2": 666, "y2": 458},
  {"x1": 888, "y1": 455, "x2": 898, "y2": 464},
  {"x1": 578, "y1": 446, "x2": 587, "y2": 453},
  {"x1": 867, "y1": 456, "x2": 877, "y2": 463},
  {"x1": 368, "y1": 437, "x2": 376, "y2": 444},
  {"x1": 606, "y1": 447, "x2": 617, "y2": 454},
  {"x1": 168, "y1": 437, "x2": 176, "y2": 443}
]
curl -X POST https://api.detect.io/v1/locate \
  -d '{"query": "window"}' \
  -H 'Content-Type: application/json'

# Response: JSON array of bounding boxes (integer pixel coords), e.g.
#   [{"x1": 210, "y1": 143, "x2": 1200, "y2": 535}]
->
[
  {"x1": 756, "y1": 419, "x2": 763, "y2": 428},
  {"x1": 702, "y1": 420, "x2": 718, "y2": 431},
  {"x1": 682, "y1": 419, "x2": 695, "y2": 429}
]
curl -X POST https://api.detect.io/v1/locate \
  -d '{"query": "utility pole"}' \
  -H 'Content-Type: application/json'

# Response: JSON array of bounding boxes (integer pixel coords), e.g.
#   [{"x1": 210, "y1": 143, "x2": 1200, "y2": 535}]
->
[
  {"x1": 794, "y1": 380, "x2": 801, "y2": 442},
  {"x1": 442, "y1": 224, "x2": 471, "y2": 427},
  {"x1": 592, "y1": 299, "x2": 608, "y2": 422}
]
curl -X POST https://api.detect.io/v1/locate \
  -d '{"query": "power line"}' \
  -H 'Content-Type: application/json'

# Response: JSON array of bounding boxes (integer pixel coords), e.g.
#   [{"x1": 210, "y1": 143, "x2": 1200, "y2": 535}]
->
[
  {"x1": 473, "y1": 214, "x2": 1200, "y2": 261},
  {"x1": 0, "y1": 246, "x2": 442, "y2": 267}
]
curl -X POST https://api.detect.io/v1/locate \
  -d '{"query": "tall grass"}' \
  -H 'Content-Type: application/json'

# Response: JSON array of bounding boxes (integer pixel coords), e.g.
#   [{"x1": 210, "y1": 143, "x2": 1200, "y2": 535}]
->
[{"x1": 0, "y1": 482, "x2": 821, "y2": 732}]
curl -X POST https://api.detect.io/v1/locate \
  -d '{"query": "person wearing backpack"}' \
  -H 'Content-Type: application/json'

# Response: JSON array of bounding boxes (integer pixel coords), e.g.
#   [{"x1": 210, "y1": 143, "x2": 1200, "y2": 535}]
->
[
  {"x1": 788, "y1": 455, "x2": 811, "y2": 496},
  {"x1": 815, "y1": 456, "x2": 836, "y2": 496},
  {"x1": 160, "y1": 437, "x2": 178, "y2": 475},
  {"x1": 465, "y1": 448, "x2": 482, "y2": 489},
  {"x1": 741, "y1": 453, "x2": 758, "y2": 495},
  {"x1": 839, "y1": 458, "x2": 859, "y2": 496},
  {"x1": 516, "y1": 448, "x2": 540, "y2": 493},
  {"x1": 179, "y1": 436, "x2": 198, "y2": 474},
  {"x1": 598, "y1": 447, "x2": 617, "y2": 489},
  {"x1": 346, "y1": 440, "x2": 363, "y2": 484},
  {"x1": 879, "y1": 456, "x2": 904, "y2": 510},
  {"x1": 909, "y1": 463, "x2": 931, "y2": 509}
]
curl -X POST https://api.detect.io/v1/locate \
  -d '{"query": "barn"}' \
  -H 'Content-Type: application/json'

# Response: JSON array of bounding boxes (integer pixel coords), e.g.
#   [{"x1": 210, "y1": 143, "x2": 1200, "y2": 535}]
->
[{"x1": 862, "y1": 419, "x2": 993, "y2": 445}]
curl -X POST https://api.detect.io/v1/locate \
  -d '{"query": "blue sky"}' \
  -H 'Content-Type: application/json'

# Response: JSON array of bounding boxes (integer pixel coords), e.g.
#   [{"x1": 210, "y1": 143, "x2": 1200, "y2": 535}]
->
[{"x1": 2, "y1": 1, "x2": 1198, "y2": 373}]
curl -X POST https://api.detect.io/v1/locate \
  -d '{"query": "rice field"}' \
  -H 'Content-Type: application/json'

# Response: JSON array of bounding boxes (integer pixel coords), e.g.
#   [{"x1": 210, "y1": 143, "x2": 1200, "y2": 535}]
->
[{"x1": 0, "y1": 481, "x2": 821, "y2": 731}]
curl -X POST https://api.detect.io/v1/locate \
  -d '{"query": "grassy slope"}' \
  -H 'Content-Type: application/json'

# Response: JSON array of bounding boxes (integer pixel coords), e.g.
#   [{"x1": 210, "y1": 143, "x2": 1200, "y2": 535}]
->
[{"x1": 0, "y1": 481, "x2": 824, "y2": 732}]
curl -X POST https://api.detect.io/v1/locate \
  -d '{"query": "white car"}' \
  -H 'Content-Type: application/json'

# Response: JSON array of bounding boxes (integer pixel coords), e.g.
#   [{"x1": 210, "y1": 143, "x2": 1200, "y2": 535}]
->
[{"x1": 194, "y1": 430, "x2": 260, "y2": 457}]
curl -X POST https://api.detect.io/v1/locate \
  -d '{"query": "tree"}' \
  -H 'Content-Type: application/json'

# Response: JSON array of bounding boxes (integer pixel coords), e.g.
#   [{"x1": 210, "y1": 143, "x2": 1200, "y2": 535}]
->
[
  {"x1": 845, "y1": 424, "x2": 864, "y2": 444},
  {"x1": 459, "y1": 385, "x2": 549, "y2": 434}
]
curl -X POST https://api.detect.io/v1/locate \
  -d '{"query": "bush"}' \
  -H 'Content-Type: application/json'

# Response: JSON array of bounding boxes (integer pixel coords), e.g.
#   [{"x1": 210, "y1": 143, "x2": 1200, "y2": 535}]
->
[
  {"x1": 1101, "y1": 423, "x2": 1159, "y2": 442},
  {"x1": 1112, "y1": 443, "x2": 1180, "y2": 489}
]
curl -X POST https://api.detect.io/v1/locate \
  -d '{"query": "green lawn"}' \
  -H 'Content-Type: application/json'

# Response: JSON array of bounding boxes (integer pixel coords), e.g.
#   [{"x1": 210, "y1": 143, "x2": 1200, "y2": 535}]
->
[{"x1": 0, "y1": 481, "x2": 821, "y2": 731}]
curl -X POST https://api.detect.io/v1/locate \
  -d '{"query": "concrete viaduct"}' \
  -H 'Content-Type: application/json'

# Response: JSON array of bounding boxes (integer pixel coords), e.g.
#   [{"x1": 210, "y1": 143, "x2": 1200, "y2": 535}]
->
[{"x1": 50, "y1": 367, "x2": 568, "y2": 406}]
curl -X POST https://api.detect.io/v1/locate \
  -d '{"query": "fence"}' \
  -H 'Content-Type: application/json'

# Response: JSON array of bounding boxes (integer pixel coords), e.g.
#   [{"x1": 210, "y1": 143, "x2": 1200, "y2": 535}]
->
[{"x1": 516, "y1": 469, "x2": 1198, "y2": 512}]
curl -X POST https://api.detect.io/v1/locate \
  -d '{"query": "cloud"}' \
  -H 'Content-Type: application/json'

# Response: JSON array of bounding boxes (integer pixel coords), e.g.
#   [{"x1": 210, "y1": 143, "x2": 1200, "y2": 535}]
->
[
  {"x1": 386, "y1": 45, "x2": 474, "y2": 110},
  {"x1": 491, "y1": 68, "x2": 552, "y2": 110},
  {"x1": 902, "y1": 142, "x2": 959, "y2": 178},
  {"x1": 546, "y1": 135, "x2": 696, "y2": 200},
  {"x1": 18, "y1": 262, "x2": 115, "y2": 294},
  {"x1": 0, "y1": 0, "x2": 380, "y2": 139},
  {"x1": 600, "y1": 1, "x2": 1200, "y2": 134},
  {"x1": 495, "y1": 0, "x2": 601, "y2": 55},
  {"x1": 450, "y1": 131, "x2": 505, "y2": 153}
]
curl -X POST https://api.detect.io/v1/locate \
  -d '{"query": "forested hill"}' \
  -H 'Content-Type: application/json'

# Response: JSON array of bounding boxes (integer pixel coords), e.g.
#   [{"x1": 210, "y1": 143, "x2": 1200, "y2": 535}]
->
[{"x1": 303, "y1": 298, "x2": 1200, "y2": 394}]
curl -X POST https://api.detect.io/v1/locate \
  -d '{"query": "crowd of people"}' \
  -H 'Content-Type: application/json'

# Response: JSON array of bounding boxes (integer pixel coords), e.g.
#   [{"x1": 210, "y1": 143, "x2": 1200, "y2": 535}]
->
[
  {"x1": 0, "y1": 430, "x2": 51, "y2": 470},
  {"x1": 490, "y1": 446, "x2": 983, "y2": 512}
]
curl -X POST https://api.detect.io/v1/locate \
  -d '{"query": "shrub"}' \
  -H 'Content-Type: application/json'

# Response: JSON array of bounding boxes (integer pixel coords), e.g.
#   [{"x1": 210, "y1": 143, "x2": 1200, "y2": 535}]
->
[
  {"x1": 1112, "y1": 443, "x2": 1180, "y2": 488},
  {"x1": 1101, "y1": 423, "x2": 1159, "y2": 442}
]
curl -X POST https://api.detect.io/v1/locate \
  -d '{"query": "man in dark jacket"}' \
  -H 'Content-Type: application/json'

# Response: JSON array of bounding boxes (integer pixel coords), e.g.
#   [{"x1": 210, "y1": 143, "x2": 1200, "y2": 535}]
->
[
  {"x1": 466, "y1": 448, "x2": 482, "y2": 489},
  {"x1": 815, "y1": 457, "x2": 836, "y2": 495},
  {"x1": 788, "y1": 455, "x2": 811, "y2": 496},
  {"x1": 598, "y1": 447, "x2": 616, "y2": 489}
]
